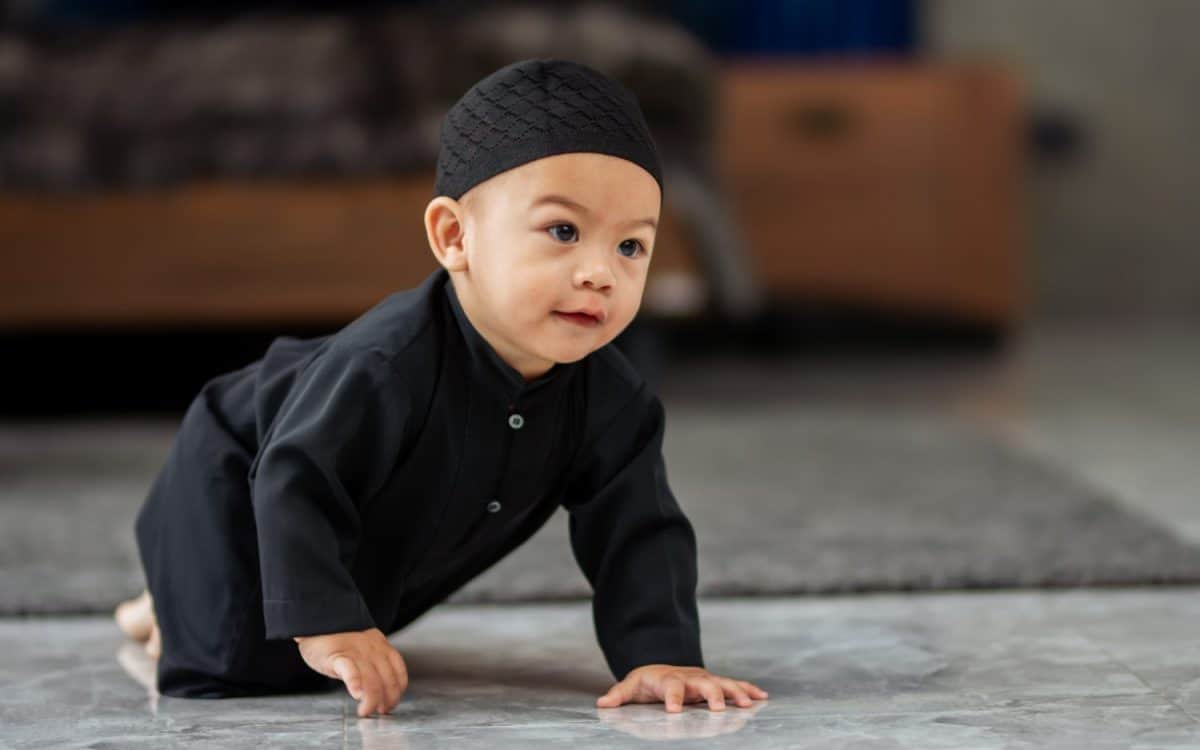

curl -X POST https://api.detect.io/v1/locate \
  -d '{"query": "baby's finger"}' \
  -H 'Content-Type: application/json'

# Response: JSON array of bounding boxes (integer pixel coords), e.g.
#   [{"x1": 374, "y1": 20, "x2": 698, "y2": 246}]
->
[
  {"x1": 357, "y1": 660, "x2": 385, "y2": 717},
  {"x1": 662, "y1": 676, "x2": 686, "y2": 713},
  {"x1": 719, "y1": 678, "x2": 753, "y2": 707},
  {"x1": 596, "y1": 680, "x2": 633, "y2": 707},
  {"x1": 332, "y1": 655, "x2": 363, "y2": 701},
  {"x1": 376, "y1": 653, "x2": 402, "y2": 712},
  {"x1": 739, "y1": 680, "x2": 769, "y2": 699},
  {"x1": 368, "y1": 659, "x2": 393, "y2": 716},
  {"x1": 689, "y1": 677, "x2": 725, "y2": 711},
  {"x1": 387, "y1": 649, "x2": 409, "y2": 700}
]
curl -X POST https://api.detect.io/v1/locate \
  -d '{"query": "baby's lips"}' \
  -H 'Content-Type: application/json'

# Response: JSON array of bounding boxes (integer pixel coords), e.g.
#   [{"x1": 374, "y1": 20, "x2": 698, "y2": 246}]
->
[{"x1": 557, "y1": 308, "x2": 606, "y2": 323}]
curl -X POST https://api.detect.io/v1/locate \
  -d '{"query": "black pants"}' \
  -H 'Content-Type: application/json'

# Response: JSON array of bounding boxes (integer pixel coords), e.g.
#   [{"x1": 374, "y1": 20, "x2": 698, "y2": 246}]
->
[{"x1": 134, "y1": 394, "x2": 337, "y2": 698}]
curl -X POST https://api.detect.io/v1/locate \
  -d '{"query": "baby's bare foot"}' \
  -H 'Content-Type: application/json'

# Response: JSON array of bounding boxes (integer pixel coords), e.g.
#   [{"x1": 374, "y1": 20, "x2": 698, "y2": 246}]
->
[
  {"x1": 114, "y1": 590, "x2": 156, "y2": 642},
  {"x1": 145, "y1": 624, "x2": 162, "y2": 660}
]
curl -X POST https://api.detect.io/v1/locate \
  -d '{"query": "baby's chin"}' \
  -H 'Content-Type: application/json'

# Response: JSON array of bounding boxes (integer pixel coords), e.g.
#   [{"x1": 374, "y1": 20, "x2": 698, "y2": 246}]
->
[
  {"x1": 539, "y1": 336, "x2": 609, "y2": 364},
  {"x1": 540, "y1": 344, "x2": 599, "y2": 365}
]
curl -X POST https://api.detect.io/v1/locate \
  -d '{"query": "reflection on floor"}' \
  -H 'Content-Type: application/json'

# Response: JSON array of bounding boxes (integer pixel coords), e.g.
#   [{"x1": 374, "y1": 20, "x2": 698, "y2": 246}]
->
[{"x1": 1, "y1": 319, "x2": 1198, "y2": 747}]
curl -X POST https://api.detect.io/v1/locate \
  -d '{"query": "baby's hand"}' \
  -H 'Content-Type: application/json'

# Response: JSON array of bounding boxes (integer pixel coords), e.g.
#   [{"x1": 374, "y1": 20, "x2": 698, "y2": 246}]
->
[
  {"x1": 596, "y1": 665, "x2": 768, "y2": 712},
  {"x1": 293, "y1": 628, "x2": 408, "y2": 717}
]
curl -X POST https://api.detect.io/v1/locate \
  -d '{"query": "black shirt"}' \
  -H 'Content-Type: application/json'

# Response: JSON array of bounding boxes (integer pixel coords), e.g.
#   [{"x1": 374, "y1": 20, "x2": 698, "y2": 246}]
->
[{"x1": 135, "y1": 266, "x2": 704, "y2": 689}]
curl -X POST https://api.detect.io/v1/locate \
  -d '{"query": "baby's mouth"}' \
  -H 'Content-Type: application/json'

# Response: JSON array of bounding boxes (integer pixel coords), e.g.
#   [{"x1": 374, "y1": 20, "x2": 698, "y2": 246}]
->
[{"x1": 554, "y1": 310, "x2": 602, "y2": 327}]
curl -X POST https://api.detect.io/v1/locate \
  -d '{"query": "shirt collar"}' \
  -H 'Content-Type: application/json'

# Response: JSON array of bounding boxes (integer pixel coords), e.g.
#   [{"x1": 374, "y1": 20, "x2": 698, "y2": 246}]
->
[{"x1": 440, "y1": 269, "x2": 575, "y2": 400}]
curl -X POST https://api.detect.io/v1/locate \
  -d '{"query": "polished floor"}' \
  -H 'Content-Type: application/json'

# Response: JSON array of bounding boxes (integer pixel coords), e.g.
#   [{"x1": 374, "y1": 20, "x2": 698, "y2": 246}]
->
[
  {"x1": 2, "y1": 589, "x2": 1198, "y2": 748},
  {"x1": 2, "y1": 319, "x2": 1198, "y2": 748}
]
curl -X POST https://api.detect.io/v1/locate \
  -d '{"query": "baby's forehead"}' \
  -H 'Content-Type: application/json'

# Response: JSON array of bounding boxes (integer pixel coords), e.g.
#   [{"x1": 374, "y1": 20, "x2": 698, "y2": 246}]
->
[{"x1": 466, "y1": 154, "x2": 660, "y2": 217}]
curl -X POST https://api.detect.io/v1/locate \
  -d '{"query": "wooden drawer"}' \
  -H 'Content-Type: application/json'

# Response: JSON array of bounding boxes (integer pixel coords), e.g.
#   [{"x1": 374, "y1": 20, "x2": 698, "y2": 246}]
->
[
  {"x1": 722, "y1": 65, "x2": 948, "y2": 182},
  {"x1": 716, "y1": 61, "x2": 1025, "y2": 325}
]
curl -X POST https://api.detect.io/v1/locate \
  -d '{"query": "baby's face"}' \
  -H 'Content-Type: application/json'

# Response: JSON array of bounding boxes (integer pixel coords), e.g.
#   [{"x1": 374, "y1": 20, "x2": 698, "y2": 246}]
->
[{"x1": 436, "y1": 152, "x2": 660, "y2": 379}]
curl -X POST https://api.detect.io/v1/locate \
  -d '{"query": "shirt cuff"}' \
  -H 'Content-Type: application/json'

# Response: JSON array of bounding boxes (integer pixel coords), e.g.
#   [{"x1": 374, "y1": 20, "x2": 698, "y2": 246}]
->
[
  {"x1": 262, "y1": 592, "x2": 377, "y2": 640},
  {"x1": 608, "y1": 625, "x2": 705, "y2": 681}
]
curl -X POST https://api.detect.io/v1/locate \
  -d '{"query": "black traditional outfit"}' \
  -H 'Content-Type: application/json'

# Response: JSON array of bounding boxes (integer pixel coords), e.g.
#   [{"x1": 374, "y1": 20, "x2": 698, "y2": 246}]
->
[{"x1": 134, "y1": 56, "x2": 703, "y2": 698}]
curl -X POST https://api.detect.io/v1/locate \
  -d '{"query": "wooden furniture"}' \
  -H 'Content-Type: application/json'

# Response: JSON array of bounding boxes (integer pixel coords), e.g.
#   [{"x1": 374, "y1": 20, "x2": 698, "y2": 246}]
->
[
  {"x1": 714, "y1": 60, "x2": 1026, "y2": 326},
  {"x1": 0, "y1": 178, "x2": 700, "y2": 329},
  {"x1": 0, "y1": 61, "x2": 1024, "y2": 330}
]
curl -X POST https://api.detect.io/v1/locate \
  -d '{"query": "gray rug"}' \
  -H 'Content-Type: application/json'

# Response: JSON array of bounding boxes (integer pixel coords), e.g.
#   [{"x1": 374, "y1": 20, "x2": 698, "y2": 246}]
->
[{"x1": 3, "y1": 404, "x2": 1200, "y2": 615}]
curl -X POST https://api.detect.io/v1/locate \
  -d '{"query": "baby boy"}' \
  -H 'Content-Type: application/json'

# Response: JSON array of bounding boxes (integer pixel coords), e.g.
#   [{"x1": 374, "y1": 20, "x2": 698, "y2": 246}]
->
[{"x1": 115, "y1": 57, "x2": 767, "y2": 717}]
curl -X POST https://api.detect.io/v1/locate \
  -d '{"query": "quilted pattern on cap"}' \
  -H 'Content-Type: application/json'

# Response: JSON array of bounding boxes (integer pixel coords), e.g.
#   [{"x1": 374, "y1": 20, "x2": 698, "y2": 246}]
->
[{"x1": 434, "y1": 57, "x2": 662, "y2": 200}]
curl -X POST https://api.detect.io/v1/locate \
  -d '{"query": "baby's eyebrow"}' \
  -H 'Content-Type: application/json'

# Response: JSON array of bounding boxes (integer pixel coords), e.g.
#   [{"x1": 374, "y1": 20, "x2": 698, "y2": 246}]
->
[{"x1": 530, "y1": 194, "x2": 657, "y2": 230}]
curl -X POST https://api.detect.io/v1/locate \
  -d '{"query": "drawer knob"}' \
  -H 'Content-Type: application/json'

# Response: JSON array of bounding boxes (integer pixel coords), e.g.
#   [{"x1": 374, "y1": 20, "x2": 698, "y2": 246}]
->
[{"x1": 782, "y1": 100, "x2": 854, "y2": 141}]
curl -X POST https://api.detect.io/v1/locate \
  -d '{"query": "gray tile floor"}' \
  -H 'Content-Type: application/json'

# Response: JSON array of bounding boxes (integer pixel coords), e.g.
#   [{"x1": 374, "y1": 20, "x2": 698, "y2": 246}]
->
[
  {"x1": 3, "y1": 590, "x2": 1198, "y2": 748},
  {"x1": 3, "y1": 318, "x2": 1199, "y2": 748}
]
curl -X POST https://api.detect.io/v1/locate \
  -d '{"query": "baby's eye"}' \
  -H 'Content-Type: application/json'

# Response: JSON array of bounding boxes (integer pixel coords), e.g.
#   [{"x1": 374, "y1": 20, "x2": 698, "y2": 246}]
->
[
  {"x1": 548, "y1": 223, "x2": 578, "y2": 243},
  {"x1": 618, "y1": 239, "x2": 645, "y2": 258}
]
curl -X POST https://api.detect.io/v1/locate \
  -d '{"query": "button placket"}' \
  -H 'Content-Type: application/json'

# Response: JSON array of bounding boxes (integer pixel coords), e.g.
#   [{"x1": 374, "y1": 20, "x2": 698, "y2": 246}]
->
[{"x1": 490, "y1": 400, "x2": 522, "y2": 518}]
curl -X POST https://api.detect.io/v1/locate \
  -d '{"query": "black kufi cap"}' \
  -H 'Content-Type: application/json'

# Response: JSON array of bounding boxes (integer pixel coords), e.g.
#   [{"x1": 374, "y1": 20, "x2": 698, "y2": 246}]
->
[{"x1": 433, "y1": 57, "x2": 663, "y2": 201}]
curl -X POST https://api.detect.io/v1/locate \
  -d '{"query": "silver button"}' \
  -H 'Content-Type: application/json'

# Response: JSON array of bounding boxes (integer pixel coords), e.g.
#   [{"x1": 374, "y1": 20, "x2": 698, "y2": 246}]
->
[
  {"x1": 486, "y1": 499, "x2": 502, "y2": 513},
  {"x1": 508, "y1": 413, "x2": 525, "y2": 430}
]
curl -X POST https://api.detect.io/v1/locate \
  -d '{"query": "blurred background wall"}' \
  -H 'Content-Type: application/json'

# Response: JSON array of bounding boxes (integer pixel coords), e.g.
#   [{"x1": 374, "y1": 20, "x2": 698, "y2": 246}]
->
[{"x1": 925, "y1": 0, "x2": 1200, "y2": 320}]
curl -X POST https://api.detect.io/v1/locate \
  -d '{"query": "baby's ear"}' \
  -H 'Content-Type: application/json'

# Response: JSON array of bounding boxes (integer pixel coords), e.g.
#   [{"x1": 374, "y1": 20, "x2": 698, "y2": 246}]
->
[{"x1": 424, "y1": 196, "x2": 469, "y2": 272}]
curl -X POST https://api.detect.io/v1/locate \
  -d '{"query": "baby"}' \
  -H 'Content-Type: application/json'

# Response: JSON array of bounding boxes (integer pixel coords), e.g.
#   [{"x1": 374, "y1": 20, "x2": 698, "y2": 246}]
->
[{"x1": 114, "y1": 57, "x2": 767, "y2": 717}]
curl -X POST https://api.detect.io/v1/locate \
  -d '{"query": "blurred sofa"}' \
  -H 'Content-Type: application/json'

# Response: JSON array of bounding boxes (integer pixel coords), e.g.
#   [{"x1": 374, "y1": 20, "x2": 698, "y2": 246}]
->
[
  {"x1": 0, "y1": 3, "x2": 1024, "y2": 336},
  {"x1": 0, "y1": 3, "x2": 762, "y2": 328}
]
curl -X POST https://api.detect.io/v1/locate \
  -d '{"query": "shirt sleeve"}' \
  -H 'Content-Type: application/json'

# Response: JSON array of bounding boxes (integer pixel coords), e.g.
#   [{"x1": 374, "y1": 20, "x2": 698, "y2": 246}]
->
[
  {"x1": 249, "y1": 345, "x2": 409, "y2": 640},
  {"x1": 562, "y1": 386, "x2": 705, "y2": 681}
]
